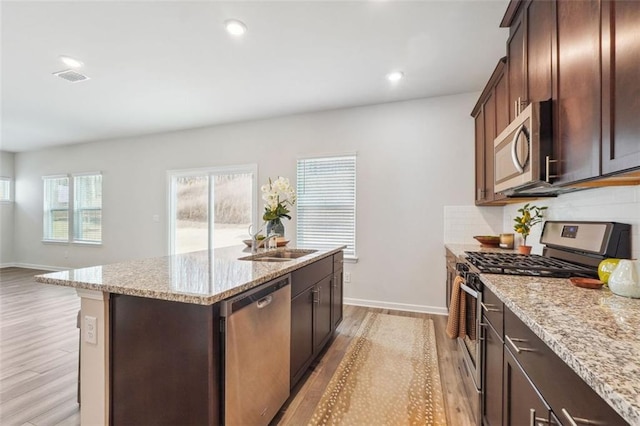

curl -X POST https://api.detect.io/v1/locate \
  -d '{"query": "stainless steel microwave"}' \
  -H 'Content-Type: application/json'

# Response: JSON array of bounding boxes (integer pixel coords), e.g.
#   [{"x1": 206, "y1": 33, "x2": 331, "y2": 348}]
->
[{"x1": 494, "y1": 100, "x2": 554, "y2": 195}]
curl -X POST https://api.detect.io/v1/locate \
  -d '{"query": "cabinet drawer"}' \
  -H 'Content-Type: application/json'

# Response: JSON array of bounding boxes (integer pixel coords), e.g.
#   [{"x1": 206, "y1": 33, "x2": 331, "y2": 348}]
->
[
  {"x1": 482, "y1": 286, "x2": 503, "y2": 335},
  {"x1": 504, "y1": 308, "x2": 626, "y2": 425},
  {"x1": 291, "y1": 256, "x2": 333, "y2": 298}
]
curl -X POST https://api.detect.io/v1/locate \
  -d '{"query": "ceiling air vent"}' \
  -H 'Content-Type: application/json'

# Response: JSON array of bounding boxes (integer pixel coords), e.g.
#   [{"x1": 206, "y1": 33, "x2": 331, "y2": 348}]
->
[{"x1": 53, "y1": 69, "x2": 90, "y2": 83}]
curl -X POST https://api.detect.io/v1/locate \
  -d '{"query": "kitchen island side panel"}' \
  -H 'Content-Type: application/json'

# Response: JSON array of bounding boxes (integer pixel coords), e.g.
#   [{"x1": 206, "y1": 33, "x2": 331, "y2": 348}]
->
[{"x1": 110, "y1": 294, "x2": 220, "y2": 425}]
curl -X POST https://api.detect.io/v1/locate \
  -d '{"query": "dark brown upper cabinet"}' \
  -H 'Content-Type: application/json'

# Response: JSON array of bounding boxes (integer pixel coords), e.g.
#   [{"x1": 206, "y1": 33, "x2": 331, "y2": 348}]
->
[
  {"x1": 507, "y1": 16, "x2": 526, "y2": 122},
  {"x1": 601, "y1": 0, "x2": 640, "y2": 175},
  {"x1": 554, "y1": 0, "x2": 602, "y2": 184},
  {"x1": 505, "y1": 0, "x2": 554, "y2": 121},
  {"x1": 471, "y1": 58, "x2": 508, "y2": 206},
  {"x1": 496, "y1": 0, "x2": 640, "y2": 190}
]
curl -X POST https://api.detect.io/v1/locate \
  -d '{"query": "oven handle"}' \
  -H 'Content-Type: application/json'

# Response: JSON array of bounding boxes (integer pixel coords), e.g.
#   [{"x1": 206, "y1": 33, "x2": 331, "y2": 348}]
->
[{"x1": 460, "y1": 283, "x2": 478, "y2": 299}]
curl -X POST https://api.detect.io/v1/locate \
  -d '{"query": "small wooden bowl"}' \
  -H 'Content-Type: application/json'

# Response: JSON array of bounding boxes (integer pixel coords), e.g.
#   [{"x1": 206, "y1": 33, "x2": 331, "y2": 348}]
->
[
  {"x1": 474, "y1": 235, "x2": 501, "y2": 247},
  {"x1": 569, "y1": 277, "x2": 604, "y2": 289}
]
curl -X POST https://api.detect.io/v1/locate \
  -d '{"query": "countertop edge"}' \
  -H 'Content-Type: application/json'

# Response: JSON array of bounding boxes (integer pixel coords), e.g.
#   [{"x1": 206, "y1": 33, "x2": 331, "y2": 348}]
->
[{"x1": 34, "y1": 246, "x2": 345, "y2": 306}]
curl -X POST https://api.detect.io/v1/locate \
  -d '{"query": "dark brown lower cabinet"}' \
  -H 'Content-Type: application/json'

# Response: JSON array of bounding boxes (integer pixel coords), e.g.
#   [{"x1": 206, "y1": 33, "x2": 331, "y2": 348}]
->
[
  {"x1": 290, "y1": 252, "x2": 344, "y2": 389},
  {"x1": 481, "y1": 320, "x2": 502, "y2": 426},
  {"x1": 331, "y1": 268, "x2": 343, "y2": 330},
  {"x1": 503, "y1": 346, "x2": 552, "y2": 426},
  {"x1": 110, "y1": 295, "x2": 219, "y2": 425},
  {"x1": 313, "y1": 275, "x2": 333, "y2": 354},
  {"x1": 505, "y1": 308, "x2": 627, "y2": 425},
  {"x1": 290, "y1": 286, "x2": 315, "y2": 386}
]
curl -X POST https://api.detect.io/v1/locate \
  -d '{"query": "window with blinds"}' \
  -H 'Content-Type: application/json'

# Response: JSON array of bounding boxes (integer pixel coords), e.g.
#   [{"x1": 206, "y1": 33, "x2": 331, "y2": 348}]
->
[
  {"x1": 43, "y1": 173, "x2": 102, "y2": 243},
  {"x1": 74, "y1": 174, "x2": 102, "y2": 243},
  {"x1": 0, "y1": 178, "x2": 11, "y2": 202},
  {"x1": 43, "y1": 176, "x2": 70, "y2": 241},
  {"x1": 296, "y1": 155, "x2": 356, "y2": 258}
]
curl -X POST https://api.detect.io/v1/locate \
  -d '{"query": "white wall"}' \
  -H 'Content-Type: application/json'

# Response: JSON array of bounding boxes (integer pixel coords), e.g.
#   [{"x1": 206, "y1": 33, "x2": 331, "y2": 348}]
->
[
  {"x1": 0, "y1": 151, "x2": 15, "y2": 266},
  {"x1": 13, "y1": 93, "x2": 479, "y2": 313},
  {"x1": 503, "y1": 186, "x2": 640, "y2": 259}
]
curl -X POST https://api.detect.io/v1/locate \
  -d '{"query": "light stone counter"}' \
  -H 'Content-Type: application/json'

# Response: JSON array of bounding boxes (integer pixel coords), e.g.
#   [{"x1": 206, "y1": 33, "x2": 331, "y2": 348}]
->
[
  {"x1": 35, "y1": 245, "x2": 345, "y2": 305},
  {"x1": 480, "y1": 274, "x2": 640, "y2": 425},
  {"x1": 445, "y1": 243, "x2": 519, "y2": 258},
  {"x1": 445, "y1": 243, "x2": 639, "y2": 423}
]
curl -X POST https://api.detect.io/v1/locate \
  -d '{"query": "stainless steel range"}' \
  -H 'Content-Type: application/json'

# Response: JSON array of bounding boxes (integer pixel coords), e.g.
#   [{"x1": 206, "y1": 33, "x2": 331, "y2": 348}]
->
[{"x1": 454, "y1": 221, "x2": 631, "y2": 425}]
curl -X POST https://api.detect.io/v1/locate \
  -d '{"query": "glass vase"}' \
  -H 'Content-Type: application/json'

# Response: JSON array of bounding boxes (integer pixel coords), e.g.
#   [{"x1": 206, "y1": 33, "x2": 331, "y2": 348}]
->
[{"x1": 266, "y1": 218, "x2": 285, "y2": 238}]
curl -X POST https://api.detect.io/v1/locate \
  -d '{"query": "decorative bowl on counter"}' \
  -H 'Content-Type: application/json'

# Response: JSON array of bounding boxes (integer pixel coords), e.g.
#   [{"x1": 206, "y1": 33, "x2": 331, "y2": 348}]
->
[
  {"x1": 242, "y1": 238, "x2": 289, "y2": 248},
  {"x1": 473, "y1": 235, "x2": 501, "y2": 247},
  {"x1": 569, "y1": 277, "x2": 604, "y2": 289}
]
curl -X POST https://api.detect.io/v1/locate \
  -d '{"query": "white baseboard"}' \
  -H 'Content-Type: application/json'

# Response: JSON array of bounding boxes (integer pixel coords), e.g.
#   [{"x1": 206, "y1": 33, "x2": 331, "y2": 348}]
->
[
  {"x1": 12, "y1": 263, "x2": 67, "y2": 272},
  {"x1": 0, "y1": 262, "x2": 17, "y2": 269},
  {"x1": 344, "y1": 297, "x2": 448, "y2": 316}
]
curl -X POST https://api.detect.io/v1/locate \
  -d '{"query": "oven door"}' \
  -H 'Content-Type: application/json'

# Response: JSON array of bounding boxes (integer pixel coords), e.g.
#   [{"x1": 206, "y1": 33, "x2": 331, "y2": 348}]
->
[{"x1": 458, "y1": 279, "x2": 482, "y2": 391}]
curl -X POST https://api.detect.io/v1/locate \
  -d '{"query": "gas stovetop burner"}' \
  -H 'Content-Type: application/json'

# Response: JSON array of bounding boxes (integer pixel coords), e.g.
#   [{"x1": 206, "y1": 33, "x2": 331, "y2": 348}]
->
[{"x1": 464, "y1": 252, "x2": 597, "y2": 278}]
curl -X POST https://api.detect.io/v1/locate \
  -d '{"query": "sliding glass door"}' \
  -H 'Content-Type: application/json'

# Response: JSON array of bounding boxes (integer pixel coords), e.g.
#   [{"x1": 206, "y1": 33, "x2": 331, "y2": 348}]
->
[{"x1": 169, "y1": 165, "x2": 257, "y2": 254}]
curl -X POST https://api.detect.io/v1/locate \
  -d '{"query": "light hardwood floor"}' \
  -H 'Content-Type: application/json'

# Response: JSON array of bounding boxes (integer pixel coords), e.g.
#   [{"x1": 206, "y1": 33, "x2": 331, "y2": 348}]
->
[{"x1": 0, "y1": 268, "x2": 475, "y2": 425}]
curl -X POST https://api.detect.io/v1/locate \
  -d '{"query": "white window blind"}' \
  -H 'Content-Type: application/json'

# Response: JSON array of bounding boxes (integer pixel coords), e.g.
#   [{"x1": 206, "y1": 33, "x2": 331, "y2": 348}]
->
[
  {"x1": 74, "y1": 174, "x2": 102, "y2": 243},
  {"x1": 43, "y1": 173, "x2": 102, "y2": 243},
  {"x1": 43, "y1": 176, "x2": 70, "y2": 241},
  {"x1": 296, "y1": 155, "x2": 356, "y2": 257},
  {"x1": 0, "y1": 178, "x2": 11, "y2": 202}
]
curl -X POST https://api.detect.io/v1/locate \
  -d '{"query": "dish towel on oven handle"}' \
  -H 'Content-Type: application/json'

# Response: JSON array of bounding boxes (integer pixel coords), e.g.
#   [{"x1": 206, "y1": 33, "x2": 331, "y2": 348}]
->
[{"x1": 446, "y1": 275, "x2": 467, "y2": 339}]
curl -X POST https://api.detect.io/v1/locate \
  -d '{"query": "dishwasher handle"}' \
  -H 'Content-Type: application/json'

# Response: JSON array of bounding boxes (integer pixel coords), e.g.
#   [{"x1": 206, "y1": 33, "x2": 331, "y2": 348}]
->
[
  {"x1": 256, "y1": 295, "x2": 273, "y2": 309},
  {"x1": 220, "y1": 274, "x2": 290, "y2": 317}
]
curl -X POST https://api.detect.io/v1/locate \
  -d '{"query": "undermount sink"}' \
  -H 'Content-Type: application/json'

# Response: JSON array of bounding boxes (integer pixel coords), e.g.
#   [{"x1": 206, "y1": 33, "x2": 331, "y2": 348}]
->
[
  {"x1": 263, "y1": 249, "x2": 317, "y2": 259},
  {"x1": 248, "y1": 257, "x2": 292, "y2": 263},
  {"x1": 239, "y1": 249, "x2": 318, "y2": 262}
]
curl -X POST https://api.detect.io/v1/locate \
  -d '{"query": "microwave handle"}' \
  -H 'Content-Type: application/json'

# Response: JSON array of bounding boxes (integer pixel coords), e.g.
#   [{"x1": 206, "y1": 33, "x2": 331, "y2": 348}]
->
[{"x1": 510, "y1": 124, "x2": 529, "y2": 173}]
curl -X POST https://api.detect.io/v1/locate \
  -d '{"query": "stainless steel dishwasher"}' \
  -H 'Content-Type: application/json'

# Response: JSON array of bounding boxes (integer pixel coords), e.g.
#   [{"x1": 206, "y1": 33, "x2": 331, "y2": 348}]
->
[{"x1": 221, "y1": 274, "x2": 291, "y2": 426}]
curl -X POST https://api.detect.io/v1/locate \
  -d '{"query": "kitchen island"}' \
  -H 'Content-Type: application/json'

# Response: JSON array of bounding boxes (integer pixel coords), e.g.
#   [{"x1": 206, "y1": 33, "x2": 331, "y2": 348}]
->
[
  {"x1": 35, "y1": 244, "x2": 345, "y2": 425},
  {"x1": 446, "y1": 244, "x2": 640, "y2": 425}
]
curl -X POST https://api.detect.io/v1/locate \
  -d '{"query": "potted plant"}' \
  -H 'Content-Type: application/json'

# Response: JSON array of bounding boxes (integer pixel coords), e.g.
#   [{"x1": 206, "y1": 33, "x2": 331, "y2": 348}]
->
[
  {"x1": 513, "y1": 203, "x2": 547, "y2": 254},
  {"x1": 261, "y1": 176, "x2": 297, "y2": 238}
]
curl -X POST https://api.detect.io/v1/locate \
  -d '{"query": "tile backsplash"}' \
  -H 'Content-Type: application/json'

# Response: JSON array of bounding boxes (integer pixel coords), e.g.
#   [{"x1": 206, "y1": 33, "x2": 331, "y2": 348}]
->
[
  {"x1": 503, "y1": 186, "x2": 640, "y2": 258},
  {"x1": 443, "y1": 205, "x2": 504, "y2": 244},
  {"x1": 445, "y1": 186, "x2": 639, "y2": 259}
]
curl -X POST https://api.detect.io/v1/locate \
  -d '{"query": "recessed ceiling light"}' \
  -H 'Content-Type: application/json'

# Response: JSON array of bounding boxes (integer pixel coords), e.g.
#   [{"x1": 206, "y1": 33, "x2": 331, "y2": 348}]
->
[
  {"x1": 59, "y1": 55, "x2": 84, "y2": 68},
  {"x1": 225, "y1": 19, "x2": 247, "y2": 36},
  {"x1": 387, "y1": 71, "x2": 404, "y2": 82}
]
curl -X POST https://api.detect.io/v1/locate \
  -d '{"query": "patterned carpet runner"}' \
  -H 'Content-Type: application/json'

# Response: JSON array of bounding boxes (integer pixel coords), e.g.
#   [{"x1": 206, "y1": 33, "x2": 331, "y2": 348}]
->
[{"x1": 309, "y1": 312, "x2": 447, "y2": 425}]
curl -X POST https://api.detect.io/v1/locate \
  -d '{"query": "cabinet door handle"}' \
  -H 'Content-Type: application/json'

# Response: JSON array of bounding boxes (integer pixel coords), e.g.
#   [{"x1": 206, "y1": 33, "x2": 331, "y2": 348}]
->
[
  {"x1": 530, "y1": 409, "x2": 555, "y2": 425},
  {"x1": 311, "y1": 288, "x2": 320, "y2": 304},
  {"x1": 481, "y1": 302, "x2": 501, "y2": 313},
  {"x1": 561, "y1": 408, "x2": 602, "y2": 426},
  {"x1": 505, "y1": 334, "x2": 535, "y2": 354},
  {"x1": 545, "y1": 155, "x2": 558, "y2": 183}
]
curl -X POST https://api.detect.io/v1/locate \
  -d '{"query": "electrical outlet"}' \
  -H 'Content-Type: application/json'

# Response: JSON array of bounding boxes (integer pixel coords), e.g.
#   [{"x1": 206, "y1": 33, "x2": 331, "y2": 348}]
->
[
  {"x1": 84, "y1": 315, "x2": 97, "y2": 345},
  {"x1": 344, "y1": 272, "x2": 351, "y2": 283}
]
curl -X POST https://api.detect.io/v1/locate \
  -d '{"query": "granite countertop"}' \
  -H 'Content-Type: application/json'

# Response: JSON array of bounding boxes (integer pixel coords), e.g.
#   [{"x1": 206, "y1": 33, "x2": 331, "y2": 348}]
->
[
  {"x1": 445, "y1": 243, "x2": 519, "y2": 257},
  {"x1": 481, "y1": 273, "x2": 640, "y2": 425},
  {"x1": 445, "y1": 243, "x2": 640, "y2": 423},
  {"x1": 35, "y1": 245, "x2": 345, "y2": 305}
]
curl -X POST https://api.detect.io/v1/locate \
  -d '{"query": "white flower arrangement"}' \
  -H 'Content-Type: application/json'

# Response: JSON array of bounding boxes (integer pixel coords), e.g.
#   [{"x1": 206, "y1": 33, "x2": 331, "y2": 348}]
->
[{"x1": 261, "y1": 176, "x2": 297, "y2": 222}]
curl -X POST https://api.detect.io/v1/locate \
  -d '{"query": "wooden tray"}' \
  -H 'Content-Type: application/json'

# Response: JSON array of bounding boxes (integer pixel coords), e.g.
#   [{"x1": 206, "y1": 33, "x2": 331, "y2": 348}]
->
[
  {"x1": 569, "y1": 277, "x2": 604, "y2": 289},
  {"x1": 242, "y1": 239, "x2": 289, "y2": 248}
]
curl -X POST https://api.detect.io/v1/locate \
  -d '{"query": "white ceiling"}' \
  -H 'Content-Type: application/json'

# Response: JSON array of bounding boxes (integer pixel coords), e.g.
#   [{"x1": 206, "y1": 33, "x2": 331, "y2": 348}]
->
[{"x1": 1, "y1": 1, "x2": 509, "y2": 153}]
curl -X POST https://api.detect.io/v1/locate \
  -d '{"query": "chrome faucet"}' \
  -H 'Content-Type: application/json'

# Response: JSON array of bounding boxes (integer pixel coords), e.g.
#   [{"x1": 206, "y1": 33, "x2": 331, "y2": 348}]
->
[{"x1": 248, "y1": 224, "x2": 279, "y2": 253}]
